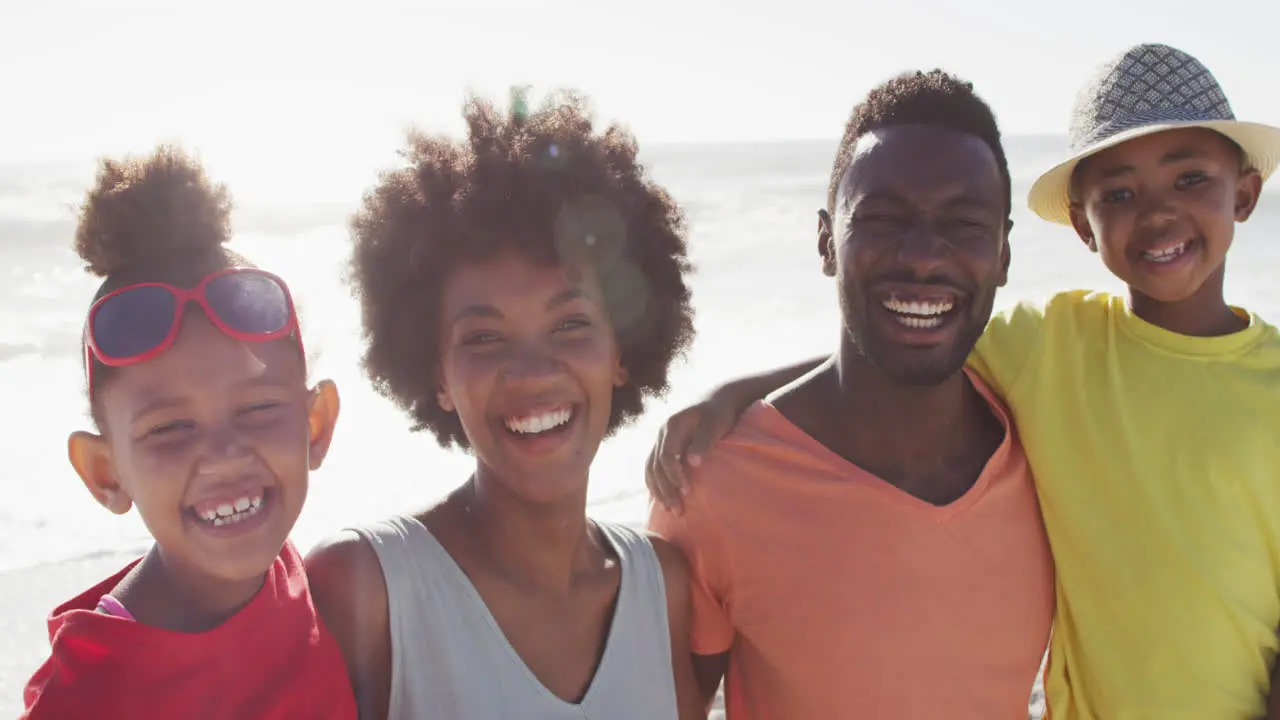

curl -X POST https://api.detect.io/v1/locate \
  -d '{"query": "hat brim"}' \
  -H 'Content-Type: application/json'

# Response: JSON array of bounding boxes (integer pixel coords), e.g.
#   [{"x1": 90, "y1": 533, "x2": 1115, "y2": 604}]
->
[{"x1": 1026, "y1": 120, "x2": 1280, "y2": 226}]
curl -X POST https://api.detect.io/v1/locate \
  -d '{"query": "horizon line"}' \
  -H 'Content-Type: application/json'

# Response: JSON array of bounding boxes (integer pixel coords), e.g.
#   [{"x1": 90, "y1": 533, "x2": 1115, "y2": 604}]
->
[{"x1": 643, "y1": 132, "x2": 1067, "y2": 147}]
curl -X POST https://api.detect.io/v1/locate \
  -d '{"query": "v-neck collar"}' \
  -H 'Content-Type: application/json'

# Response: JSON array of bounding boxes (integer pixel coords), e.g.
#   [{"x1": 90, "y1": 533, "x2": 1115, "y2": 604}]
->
[
  {"x1": 404, "y1": 516, "x2": 628, "y2": 709},
  {"x1": 757, "y1": 368, "x2": 1013, "y2": 523}
]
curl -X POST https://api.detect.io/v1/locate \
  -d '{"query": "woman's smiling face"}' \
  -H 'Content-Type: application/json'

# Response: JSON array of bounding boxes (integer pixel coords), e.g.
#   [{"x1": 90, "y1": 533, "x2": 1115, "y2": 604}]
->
[{"x1": 436, "y1": 250, "x2": 628, "y2": 502}]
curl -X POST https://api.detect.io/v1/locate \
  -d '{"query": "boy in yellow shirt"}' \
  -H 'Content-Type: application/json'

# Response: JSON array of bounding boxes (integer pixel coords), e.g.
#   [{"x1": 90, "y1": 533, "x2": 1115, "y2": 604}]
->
[{"x1": 646, "y1": 43, "x2": 1280, "y2": 718}]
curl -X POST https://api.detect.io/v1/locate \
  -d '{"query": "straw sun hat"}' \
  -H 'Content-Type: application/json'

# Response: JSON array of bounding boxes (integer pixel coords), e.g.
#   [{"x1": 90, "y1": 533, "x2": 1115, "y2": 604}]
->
[{"x1": 1027, "y1": 43, "x2": 1280, "y2": 225}]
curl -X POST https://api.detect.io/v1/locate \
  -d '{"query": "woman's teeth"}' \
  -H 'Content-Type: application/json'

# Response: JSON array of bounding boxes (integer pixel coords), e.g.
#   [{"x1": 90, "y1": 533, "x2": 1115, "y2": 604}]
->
[
  {"x1": 505, "y1": 408, "x2": 573, "y2": 435},
  {"x1": 196, "y1": 495, "x2": 263, "y2": 527}
]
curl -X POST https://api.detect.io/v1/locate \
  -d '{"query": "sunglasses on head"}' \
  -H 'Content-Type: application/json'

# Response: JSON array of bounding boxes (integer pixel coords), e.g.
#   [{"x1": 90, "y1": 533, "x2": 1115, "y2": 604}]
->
[{"x1": 83, "y1": 268, "x2": 304, "y2": 396}]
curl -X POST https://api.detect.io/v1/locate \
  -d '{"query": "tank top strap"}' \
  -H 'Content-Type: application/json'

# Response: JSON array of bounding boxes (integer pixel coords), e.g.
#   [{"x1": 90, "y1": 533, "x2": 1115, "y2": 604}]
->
[
  {"x1": 348, "y1": 515, "x2": 454, "y2": 612},
  {"x1": 594, "y1": 521, "x2": 667, "y2": 611}
]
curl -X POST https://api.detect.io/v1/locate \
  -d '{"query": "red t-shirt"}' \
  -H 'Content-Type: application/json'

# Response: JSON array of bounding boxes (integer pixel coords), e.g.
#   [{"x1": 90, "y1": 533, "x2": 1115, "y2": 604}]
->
[{"x1": 21, "y1": 541, "x2": 356, "y2": 719}]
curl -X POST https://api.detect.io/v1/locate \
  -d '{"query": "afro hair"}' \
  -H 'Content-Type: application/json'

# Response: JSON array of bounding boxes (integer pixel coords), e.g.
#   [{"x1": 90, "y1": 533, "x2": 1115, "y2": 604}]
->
[
  {"x1": 75, "y1": 145, "x2": 237, "y2": 280},
  {"x1": 349, "y1": 90, "x2": 695, "y2": 449},
  {"x1": 75, "y1": 145, "x2": 254, "y2": 423}
]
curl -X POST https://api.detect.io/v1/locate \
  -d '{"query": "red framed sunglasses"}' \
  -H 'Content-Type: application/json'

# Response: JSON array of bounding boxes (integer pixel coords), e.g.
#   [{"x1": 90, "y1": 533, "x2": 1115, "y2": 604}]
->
[{"x1": 83, "y1": 268, "x2": 304, "y2": 396}]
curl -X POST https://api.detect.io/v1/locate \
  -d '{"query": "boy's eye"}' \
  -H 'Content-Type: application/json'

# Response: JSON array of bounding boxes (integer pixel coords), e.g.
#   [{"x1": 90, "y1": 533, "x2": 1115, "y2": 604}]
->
[
  {"x1": 1100, "y1": 188, "x2": 1133, "y2": 204},
  {"x1": 1176, "y1": 171, "x2": 1208, "y2": 188},
  {"x1": 461, "y1": 331, "x2": 501, "y2": 346},
  {"x1": 555, "y1": 317, "x2": 591, "y2": 332}
]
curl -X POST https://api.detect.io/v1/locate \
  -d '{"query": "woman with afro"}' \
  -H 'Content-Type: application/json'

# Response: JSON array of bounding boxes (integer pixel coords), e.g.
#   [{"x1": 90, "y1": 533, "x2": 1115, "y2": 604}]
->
[{"x1": 306, "y1": 90, "x2": 705, "y2": 719}]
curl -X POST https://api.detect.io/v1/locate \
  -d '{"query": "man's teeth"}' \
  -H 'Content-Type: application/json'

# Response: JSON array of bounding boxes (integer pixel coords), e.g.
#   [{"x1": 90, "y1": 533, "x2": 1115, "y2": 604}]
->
[
  {"x1": 895, "y1": 315, "x2": 944, "y2": 329},
  {"x1": 882, "y1": 297, "x2": 953, "y2": 328},
  {"x1": 197, "y1": 495, "x2": 264, "y2": 527},
  {"x1": 882, "y1": 297, "x2": 954, "y2": 316},
  {"x1": 1143, "y1": 240, "x2": 1191, "y2": 263},
  {"x1": 505, "y1": 408, "x2": 572, "y2": 435}
]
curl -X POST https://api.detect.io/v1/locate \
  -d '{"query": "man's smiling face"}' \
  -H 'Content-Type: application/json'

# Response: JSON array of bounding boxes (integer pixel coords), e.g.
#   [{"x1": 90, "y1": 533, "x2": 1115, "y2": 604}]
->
[{"x1": 822, "y1": 124, "x2": 1011, "y2": 386}]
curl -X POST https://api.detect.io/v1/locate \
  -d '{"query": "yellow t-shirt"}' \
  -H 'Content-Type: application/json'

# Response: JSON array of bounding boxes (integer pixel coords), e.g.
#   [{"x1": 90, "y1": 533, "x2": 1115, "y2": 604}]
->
[{"x1": 970, "y1": 289, "x2": 1280, "y2": 719}]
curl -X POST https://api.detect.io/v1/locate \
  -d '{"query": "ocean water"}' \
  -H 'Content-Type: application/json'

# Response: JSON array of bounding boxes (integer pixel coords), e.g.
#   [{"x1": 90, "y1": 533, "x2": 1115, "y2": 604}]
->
[{"x1": 3, "y1": 136, "x2": 1279, "y2": 574}]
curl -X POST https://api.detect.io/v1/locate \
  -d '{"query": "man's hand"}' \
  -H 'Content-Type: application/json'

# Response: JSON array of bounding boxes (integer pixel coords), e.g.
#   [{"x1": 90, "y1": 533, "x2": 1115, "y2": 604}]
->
[
  {"x1": 645, "y1": 356, "x2": 827, "y2": 514},
  {"x1": 646, "y1": 396, "x2": 744, "y2": 514}
]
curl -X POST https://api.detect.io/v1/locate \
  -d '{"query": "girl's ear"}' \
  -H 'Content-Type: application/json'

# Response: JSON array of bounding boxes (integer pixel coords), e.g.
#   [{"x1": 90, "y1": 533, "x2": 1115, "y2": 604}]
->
[
  {"x1": 69, "y1": 431, "x2": 132, "y2": 514},
  {"x1": 305, "y1": 380, "x2": 341, "y2": 471}
]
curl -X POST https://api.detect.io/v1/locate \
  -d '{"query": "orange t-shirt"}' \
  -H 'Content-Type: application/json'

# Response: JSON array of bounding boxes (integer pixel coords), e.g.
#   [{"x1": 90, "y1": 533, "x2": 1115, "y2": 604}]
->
[{"x1": 648, "y1": 373, "x2": 1055, "y2": 719}]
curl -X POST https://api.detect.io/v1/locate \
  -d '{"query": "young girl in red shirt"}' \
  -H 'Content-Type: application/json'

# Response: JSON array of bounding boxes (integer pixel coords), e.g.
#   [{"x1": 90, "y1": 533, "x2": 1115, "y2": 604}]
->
[{"x1": 22, "y1": 146, "x2": 354, "y2": 719}]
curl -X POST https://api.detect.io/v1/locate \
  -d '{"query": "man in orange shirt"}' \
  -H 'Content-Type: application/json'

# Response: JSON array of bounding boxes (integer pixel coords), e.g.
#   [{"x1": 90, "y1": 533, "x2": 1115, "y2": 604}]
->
[{"x1": 647, "y1": 70, "x2": 1055, "y2": 718}]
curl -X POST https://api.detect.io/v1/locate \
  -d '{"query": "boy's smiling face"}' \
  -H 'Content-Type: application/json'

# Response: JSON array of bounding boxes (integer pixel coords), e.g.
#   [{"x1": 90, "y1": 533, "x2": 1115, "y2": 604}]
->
[{"x1": 1068, "y1": 127, "x2": 1262, "y2": 305}]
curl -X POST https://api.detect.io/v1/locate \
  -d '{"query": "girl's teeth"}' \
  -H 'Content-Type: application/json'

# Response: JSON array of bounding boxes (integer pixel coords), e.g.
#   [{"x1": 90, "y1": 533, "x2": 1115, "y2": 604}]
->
[{"x1": 196, "y1": 494, "x2": 265, "y2": 527}]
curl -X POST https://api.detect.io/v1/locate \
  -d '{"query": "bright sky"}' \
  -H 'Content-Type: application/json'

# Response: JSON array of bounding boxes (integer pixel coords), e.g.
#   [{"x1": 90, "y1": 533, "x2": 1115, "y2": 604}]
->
[{"x1": 3, "y1": 0, "x2": 1276, "y2": 201}]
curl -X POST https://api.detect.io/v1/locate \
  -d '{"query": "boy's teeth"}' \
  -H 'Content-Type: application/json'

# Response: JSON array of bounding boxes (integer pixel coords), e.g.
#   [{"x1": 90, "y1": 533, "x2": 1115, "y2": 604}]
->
[
  {"x1": 1143, "y1": 240, "x2": 1190, "y2": 262},
  {"x1": 505, "y1": 408, "x2": 572, "y2": 435}
]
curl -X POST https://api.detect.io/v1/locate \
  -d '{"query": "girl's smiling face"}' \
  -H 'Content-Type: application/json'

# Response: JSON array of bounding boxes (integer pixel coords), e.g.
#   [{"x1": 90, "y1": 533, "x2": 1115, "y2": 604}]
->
[
  {"x1": 436, "y1": 250, "x2": 628, "y2": 504},
  {"x1": 72, "y1": 309, "x2": 337, "y2": 588}
]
